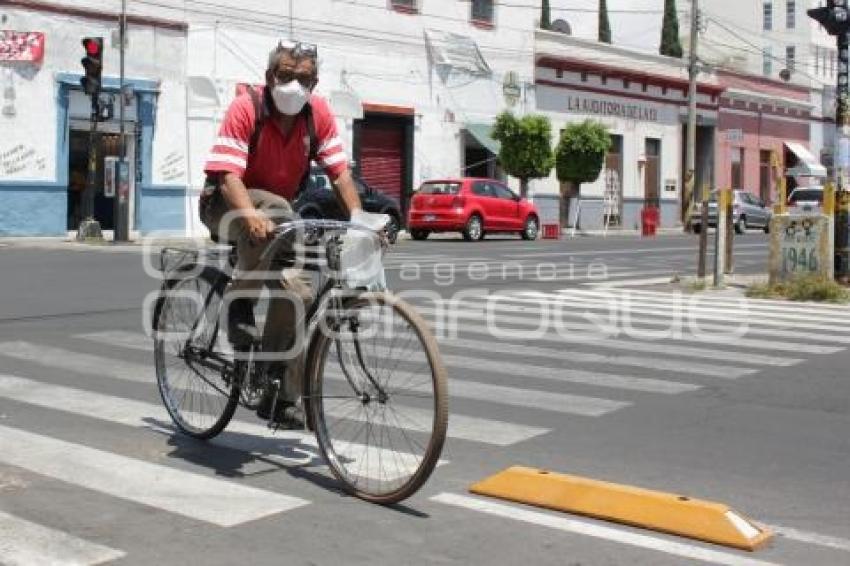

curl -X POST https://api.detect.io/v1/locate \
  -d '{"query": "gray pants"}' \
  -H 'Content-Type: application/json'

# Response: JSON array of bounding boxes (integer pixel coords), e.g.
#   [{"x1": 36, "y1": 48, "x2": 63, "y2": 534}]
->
[{"x1": 200, "y1": 187, "x2": 312, "y2": 401}]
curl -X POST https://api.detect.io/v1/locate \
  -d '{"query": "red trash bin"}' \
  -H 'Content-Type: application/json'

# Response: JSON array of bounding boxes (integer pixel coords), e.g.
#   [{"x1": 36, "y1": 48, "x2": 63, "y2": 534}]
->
[{"x1": 640, "y1": 207, "x2": 659, "y2": 237}]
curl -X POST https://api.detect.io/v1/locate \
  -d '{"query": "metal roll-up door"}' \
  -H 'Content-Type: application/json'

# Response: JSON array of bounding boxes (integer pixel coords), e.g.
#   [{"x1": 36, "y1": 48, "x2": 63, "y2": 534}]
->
[{"x1": 359, "y1": 120, "x2": 404, "y2": 202}]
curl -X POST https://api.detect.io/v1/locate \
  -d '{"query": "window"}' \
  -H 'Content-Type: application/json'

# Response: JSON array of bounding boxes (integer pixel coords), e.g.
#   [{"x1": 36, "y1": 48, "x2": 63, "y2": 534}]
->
[
  {"x1": 786, "y1": 1, "x2": 795, "y2": 29},
  {"x1": 491, "y1": 183, "x2": 516, "y2": 200},
  {"x1": 763, "y1": 2, "x2": 773, "y2": 31},
  {"x1": 471, "y1": 0, "x2": 494, "y2": 25},
  {"x1": 815, "y1": 46, "x2": 820, "y2": 76},
  {"x1": 419, "y1": 182, "x2": 460, "y2": 195},
  {"x1": 471, "y1": 182, "x2": 492, "y2": 197},
  {"x1": 763, "y1": 47, "x2": 773, "y2": 76},
  {"x1": 786, "y1": 45, "x2": 796, "y2": 74},
  {"x1": 390, "y1": 0, "x2": 418, "y2": 13}
]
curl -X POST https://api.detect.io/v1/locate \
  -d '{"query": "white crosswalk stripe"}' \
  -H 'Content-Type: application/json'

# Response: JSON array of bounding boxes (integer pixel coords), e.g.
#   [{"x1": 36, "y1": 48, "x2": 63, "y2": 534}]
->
[
  {"x1": 0, "y1": 341, "x2": 155, "y2": 384},
  {"x1": 322, "y1": 367, "x2": 629, "y2": 416},
  {"x1": 0, "y1": 424, "x2": 309, "y2": 527},
  {"x1": 414, "y1": 306, "x2": 804, "y2": 366},
  {"x1": 0, "y1": 373, "x2": 446, "y2": 480},
  {"x1": 73, "y1": 332, "x2": 550, "y2": 445},
  {"x1": 0, "y1": 509, "x2": 125, "y2": 566},
  {"x1": 510, "y1": 291, "x2": 850, "y2": 336},
  {"x1": 418, "y1": 301, "x2": 841, "y2": 355}
]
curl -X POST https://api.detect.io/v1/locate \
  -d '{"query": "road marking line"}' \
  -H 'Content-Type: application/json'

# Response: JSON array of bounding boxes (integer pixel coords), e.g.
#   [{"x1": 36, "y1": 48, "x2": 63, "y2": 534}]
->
[
  {"x1": 570, "y1": 287, "x2": 850, "y2": 313},
  {"x1": 437, "y1": 336, "x2": 753, "y2": 378},
  {"x1": 0, "y1": 341, "x2": 154, "y2": 384},
  {"x1": 324, "y1": 368, "x2": 628, "y2": 416},
  {"x1": 0, "y1": 510, "x2": 126, "y2": 566},
  {"x1": 462, "y1": 296, "x2": 850, "y2": 344},
  {"x1": 0, "y1": 374, "x2": 445, "y2": 477},
  {"x1": 414, "y1": 306, "x2": 804, "y2": 366},
  {"x1": 519, "y1": 291, "x2": 849, "y2": 334},
  {"x1": 471, "y1": 296, "x2": 841, "y2": 354},
  {"x1": 69, "y1": 336, "x2": 551, "y2": 446},
  {"x1": 437, "y1": 353, "x2": 699, "y2": 394},
  {"x1": 0, "y1": 424, "x2": 309, "y2": 527},
  {"x1": 557, "y1": 288, "x2": 850, "y2": 318},
  {"x1": 767, "y1": 524, "x2": 850, "y2": 552},
  {"x1": 430, "y1": 493, "x2": 780, "y2": 566}
]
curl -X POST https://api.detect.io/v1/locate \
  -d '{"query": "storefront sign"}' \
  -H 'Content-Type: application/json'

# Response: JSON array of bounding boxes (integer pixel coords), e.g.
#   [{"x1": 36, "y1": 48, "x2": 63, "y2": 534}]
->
[
  {"x1": 563, "y1": 95, "x2": 658, "y2": 122},
  {"x1": 0, "y1": 31, "x2": 45, "y2": 64}
]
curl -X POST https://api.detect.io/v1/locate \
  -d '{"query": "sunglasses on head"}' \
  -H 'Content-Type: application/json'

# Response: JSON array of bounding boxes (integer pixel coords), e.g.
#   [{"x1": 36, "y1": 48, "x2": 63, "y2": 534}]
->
[{"x1": 278, "y1": 40, "x2": 318, "y2": 60}]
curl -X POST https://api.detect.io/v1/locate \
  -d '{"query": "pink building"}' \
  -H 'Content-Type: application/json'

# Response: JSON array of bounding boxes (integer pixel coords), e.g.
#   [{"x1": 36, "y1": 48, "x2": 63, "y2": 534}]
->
[{"x1": 715, "y1": 71, "x2": 819, "y2": 204}]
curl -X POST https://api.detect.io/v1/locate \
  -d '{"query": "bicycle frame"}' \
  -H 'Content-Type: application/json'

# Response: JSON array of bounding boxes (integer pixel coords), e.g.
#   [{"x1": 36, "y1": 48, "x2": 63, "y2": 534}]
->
[{"x1": 161, "y1": 219, "x2": 386, "y2": 403}]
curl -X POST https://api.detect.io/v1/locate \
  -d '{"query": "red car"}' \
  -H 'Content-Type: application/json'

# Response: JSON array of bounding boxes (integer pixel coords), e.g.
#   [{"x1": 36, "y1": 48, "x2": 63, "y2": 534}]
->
[{"x1": 407, "y1": 178, "x2": 540, "y2": 241}]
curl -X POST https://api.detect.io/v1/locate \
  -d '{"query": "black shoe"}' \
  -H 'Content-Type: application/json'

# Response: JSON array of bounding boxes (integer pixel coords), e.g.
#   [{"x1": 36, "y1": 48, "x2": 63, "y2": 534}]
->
[
  {"x1": 228, "y1": 297, "x2": 258, "y2": 347},
  {"x1": 256, "y1": 397, "x2": 305, "y2": 430}
]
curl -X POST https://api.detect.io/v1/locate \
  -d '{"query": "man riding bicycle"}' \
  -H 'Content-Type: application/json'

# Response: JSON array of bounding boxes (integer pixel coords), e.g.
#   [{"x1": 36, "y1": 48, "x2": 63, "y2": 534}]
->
[{"x1": 200, "y1": 40, "x2": 365, "y2": 428}]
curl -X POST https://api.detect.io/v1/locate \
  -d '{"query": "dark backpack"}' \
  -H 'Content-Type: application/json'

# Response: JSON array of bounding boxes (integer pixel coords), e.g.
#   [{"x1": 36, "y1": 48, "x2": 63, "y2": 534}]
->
[{"x1": 246, "y1": 86, "x2": 318, "y2": 199}]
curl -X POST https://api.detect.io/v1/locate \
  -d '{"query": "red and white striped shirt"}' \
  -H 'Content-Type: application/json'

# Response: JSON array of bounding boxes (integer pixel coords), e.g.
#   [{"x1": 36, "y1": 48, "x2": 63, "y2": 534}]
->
[{"x1": 204, "y1": 87, "x2": 348, "y2": 201}]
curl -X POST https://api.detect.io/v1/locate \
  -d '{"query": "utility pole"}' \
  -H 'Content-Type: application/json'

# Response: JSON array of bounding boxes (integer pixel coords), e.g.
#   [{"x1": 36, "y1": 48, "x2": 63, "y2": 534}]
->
[
  {"x1": 809, "y1": 1, "x2": 850, "y2": 281},
  {"x1": 714, "y1": 188, "x2": 728, "y2": 286},
  {"x1": 114, "y1": 0, "x2": 130, "y2": 242},
  {"x1": 686, "y1": 0, "x2": 708, "y2": 278}
]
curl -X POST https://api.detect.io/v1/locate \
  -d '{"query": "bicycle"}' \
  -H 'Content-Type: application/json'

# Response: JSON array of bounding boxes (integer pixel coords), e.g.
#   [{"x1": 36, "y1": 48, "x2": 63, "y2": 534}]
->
[{"x1": 151, "y1": 219, "x2": 448, "y2": 504}]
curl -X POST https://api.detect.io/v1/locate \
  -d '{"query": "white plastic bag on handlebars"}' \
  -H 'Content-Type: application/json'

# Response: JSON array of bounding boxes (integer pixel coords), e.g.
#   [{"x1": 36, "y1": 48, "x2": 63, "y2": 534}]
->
[{"x1": 339, "y1": 210, "x2": 390, "y2": 290}]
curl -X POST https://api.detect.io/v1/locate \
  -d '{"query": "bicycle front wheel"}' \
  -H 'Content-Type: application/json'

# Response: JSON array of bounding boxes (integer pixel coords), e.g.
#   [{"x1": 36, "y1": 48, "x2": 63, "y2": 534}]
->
[
  {"x1": 153, "y1": 267, "x2": 239, "y2": 440},
  {"x1": 308, "y1": 292, "x2": 448, "y2": 504}
]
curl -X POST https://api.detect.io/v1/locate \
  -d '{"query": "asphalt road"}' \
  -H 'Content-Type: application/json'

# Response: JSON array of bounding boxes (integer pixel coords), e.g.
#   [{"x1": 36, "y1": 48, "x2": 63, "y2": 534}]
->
[{"x1": 0, "y1": 231, "x2": 848, "y2": 566}]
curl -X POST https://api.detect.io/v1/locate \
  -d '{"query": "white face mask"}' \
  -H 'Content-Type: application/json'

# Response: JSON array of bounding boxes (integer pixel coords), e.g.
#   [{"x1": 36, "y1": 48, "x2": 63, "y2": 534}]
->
[{"x1": 271, "y1": 80, "x2": 309, "y2": 115}]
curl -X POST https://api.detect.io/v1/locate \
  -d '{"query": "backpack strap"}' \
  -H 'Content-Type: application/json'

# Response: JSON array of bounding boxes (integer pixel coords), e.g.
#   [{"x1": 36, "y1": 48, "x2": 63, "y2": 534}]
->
[
  {"x1": 295, "y1": 103, "x2": 319, "y2": 199},
  {"x1": 247, "y1": 86, "x2": 269, "y2": 156}
]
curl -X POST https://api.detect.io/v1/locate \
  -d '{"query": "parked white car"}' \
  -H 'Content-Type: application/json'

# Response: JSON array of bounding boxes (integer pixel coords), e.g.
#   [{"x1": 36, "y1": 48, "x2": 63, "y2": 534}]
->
[{"x1": 787, "y1": 186, "x2": 823, "y2": 215}]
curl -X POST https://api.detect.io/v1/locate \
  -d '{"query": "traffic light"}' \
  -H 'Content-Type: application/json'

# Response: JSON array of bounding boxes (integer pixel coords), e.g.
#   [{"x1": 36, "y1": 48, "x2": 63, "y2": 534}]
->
[
  {"x1": 808, "y1": 1, "x2": 850, "y2": 36},
  {"x1": 80, "y1": 37, "x2": 103, "y2": 96}
]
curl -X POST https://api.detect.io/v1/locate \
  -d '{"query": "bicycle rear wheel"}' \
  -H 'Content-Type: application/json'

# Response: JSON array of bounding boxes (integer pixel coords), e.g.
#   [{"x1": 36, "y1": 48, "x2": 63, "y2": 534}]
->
[
  {"x1": 153, "y1": 267, "x2": 239, "y2": 439},
  {"x1": 308, "y1": 292, "x2": 448, "y2": 504}
]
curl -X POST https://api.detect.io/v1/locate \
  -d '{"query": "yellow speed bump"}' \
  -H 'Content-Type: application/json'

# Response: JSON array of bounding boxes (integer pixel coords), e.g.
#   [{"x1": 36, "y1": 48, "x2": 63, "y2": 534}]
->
[{"x1": 470, "y1": 466, "x2": 772, "y2": 551}]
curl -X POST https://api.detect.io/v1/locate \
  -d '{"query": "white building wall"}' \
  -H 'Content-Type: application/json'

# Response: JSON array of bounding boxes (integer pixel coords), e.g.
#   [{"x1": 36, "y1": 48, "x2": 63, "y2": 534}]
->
[{"x1": 181, "y1": 0, "x2": 539, "y2": 214}]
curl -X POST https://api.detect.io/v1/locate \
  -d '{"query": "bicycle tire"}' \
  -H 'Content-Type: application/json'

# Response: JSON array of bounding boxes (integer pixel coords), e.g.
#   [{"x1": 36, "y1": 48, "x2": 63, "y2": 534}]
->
[
  {"x1": 307, "y1": 291, "x2": 448, "y2": 504},
  {"x1": 153, "y1": 266, "x2": 240, "y2": 440}
]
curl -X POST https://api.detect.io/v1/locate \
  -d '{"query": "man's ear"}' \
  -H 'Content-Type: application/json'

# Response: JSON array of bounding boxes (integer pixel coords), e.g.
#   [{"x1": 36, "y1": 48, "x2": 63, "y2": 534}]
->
[{"x1": 265, "y1": 69, "x2": 274, "y2": 86}]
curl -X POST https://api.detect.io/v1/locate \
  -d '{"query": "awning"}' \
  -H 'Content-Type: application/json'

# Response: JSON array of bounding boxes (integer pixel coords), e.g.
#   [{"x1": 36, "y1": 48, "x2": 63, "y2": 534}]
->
[
  {"x1": 466, "y1": 123, "x2": 501, "y2": 155},
  {"x1": 785, "y1": 142, "x2": 827, "y2": 178}
]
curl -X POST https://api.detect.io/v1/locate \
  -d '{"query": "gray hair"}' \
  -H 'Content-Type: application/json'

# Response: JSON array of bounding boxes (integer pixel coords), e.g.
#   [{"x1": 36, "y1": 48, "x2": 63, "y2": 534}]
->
[{"x1": 266, "y1": 42, "x2": 318, "y2": 73}]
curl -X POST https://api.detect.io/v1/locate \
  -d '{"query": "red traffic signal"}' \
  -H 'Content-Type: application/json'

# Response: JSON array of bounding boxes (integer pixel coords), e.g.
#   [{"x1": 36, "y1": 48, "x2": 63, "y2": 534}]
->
[
  {"x1": 83, "y1": 37, "x2": 101, "y2": 56},
  {"x1": 80, "y1": 37, "x2": 103, "y2": 96}
]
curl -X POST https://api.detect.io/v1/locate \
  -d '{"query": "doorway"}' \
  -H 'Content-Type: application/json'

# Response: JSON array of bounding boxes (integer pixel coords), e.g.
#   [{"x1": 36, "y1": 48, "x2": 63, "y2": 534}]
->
[
  {"x1": 67, "y1": 129, "x2": 134, "y2": 231},
  {"x1": 644, "y1": 138, "x2": 661, "y2": 207}
]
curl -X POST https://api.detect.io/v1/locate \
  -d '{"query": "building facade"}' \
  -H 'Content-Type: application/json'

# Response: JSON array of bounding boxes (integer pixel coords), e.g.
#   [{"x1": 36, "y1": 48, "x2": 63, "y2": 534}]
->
[
  {"x1": 181, "y1": 0, "x2": 538, "y2": 236},
  {"x1": 534, "y1": 31, "x2": 721, "y2": 230},
  {"x1": 684, "y1": 0, "x2": 836, "y2": 173},
  {"x1": 0, "y1": 0, "x2": 189, "y2": 236}
]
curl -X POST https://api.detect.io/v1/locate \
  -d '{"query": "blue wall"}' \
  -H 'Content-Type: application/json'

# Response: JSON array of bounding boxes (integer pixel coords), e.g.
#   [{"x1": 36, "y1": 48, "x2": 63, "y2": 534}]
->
[
  {"x1": 0, "y1": 182, "x2": 67, "y2": 236},
  {"x1": 0, "y1": 74, "x2": 186, "y2": 236}
]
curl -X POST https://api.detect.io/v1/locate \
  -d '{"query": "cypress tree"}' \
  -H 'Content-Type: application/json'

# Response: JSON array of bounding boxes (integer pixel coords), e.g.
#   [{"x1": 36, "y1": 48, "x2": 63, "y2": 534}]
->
[
  {"x1": 659, "y1": 0, "x2": 684, "y2": 58},
  {"x1": 541, "y1": 0, "x2": 551, "y2": 30},
  {"x1": 598, "y1": 0, "x2": 612, "y2": 44}
]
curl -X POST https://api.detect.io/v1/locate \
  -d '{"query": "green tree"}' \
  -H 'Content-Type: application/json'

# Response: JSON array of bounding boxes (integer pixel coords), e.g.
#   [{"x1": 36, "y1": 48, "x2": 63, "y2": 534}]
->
[
  {"x1": 491, "y1": 111, "x2": 554, "y2": 199},
  {"x1": 555, "y1": 120, "x2": 611, "y2": 228},
  {"x1": 541, "y1": 0, "x2": 551, "y2": 30},
  {"x1": 598, "y1": 0, "x2": 612, "y2": 44},
  {"x1": 659, "y1": 0, "x2": 684, "y2": 58}
]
